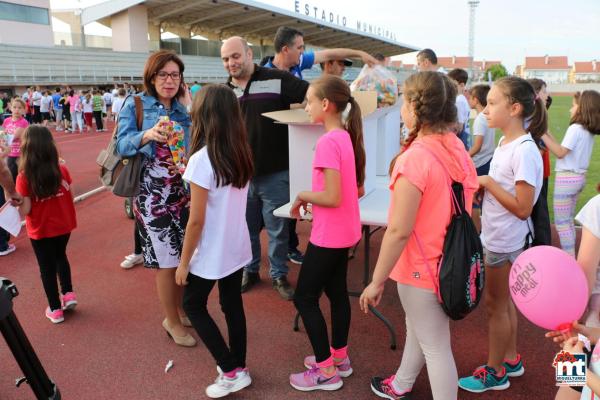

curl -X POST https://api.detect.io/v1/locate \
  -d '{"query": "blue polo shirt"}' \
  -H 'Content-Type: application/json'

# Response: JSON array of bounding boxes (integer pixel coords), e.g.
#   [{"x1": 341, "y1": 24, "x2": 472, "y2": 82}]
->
[
  {"x1": 263, "y1": 51, "x2": 315, "y2": 81},
  {"x1": 52, "y1": 93, "x2": 62, "y2": 109}
]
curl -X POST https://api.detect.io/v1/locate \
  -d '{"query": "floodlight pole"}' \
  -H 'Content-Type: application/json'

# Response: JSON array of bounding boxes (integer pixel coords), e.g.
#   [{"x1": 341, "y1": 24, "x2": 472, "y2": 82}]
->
[{"x1": 468, "y1": 0, "x2": 480, "y2": 80}]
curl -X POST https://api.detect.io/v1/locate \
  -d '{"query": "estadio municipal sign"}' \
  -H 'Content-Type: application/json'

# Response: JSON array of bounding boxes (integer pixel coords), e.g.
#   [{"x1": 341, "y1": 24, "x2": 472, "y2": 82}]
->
[{"x1": 293, "y1": 1, "x2": 398, "y2": 41}]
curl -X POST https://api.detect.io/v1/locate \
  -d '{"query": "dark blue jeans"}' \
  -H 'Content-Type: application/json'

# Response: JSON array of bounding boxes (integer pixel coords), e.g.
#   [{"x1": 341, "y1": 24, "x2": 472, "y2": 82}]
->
[{"x1": 244, "y1": 170, "x2": 290, "y2": 279}]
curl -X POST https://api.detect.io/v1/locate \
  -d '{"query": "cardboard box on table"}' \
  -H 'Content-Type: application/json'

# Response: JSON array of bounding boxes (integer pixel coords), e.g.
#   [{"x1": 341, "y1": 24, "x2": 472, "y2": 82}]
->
[{"x1": 264, "y1": 91, "x2": 401, "y2": 216}]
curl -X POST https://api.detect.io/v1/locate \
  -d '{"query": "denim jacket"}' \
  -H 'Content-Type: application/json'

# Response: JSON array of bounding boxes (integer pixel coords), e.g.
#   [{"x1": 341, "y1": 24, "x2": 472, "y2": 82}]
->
[{"x1": 116, "y1": 94, "x2": 191, "y2": 159}]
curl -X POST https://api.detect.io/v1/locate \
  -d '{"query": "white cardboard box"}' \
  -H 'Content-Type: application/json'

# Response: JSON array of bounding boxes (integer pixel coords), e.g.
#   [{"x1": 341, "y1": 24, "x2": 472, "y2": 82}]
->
[{"x1": 263, "y1": 91, "x2": 400, "y2": 202}]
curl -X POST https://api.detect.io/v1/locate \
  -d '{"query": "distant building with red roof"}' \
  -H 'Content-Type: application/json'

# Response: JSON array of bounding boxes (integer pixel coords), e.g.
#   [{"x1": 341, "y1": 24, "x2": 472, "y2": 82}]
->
[
  {"x1": 390, "y1": 56, "x2": 503, "y2": 81},
  {"x1": 572, "y1": 60, "x2": 600, "y2": 82},
  {"x1": 520, "y1": 55, "x2": 570, "y2": 83}
]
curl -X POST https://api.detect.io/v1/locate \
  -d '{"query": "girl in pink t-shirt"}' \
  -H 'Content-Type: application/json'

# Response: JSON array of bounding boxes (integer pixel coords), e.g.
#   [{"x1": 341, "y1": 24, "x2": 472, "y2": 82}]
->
[
  {"x1": 289, "y1": 75, "x2": 365, "y2": 392},
  {"x1": 360, "y1": 72, "x2": 478, "y2": 400},
  {"x1": 2, "y1": 98, "x2": 29, "y2": 180}
]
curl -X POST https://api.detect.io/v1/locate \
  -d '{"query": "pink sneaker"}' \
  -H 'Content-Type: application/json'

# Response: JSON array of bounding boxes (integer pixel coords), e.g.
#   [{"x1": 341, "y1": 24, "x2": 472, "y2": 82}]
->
[
  {"x1": 45, "y1": 307, "x2": 64, "y2": 324},
  {"x1": 62, "y1": 292, "x2": 78, "y2": 311},
  {"x1": 304, "y1": 355, "x2": 353, "y2": 378},
  {"x1": 289, "y1": 366, "x2": 343, "y2": 391}
]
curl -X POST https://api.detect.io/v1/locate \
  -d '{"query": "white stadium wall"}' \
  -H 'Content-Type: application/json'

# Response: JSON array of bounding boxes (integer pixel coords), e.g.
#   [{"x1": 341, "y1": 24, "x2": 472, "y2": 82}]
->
[{"x1": 0, "y1": 0, "x2": 54, "y2": 47}]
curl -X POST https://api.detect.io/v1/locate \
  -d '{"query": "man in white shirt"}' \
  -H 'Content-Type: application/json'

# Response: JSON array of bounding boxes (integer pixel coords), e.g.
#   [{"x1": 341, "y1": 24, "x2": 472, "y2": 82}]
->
[
  {"x1": 416, "y1": 48, "x2": 439, "y2": 72},
  {"x1": 31, "y1": 86, "x2": 43, "y2": 124},
  {"x1": 448, "y1": 68, "x2": 471, "y2": 150}
]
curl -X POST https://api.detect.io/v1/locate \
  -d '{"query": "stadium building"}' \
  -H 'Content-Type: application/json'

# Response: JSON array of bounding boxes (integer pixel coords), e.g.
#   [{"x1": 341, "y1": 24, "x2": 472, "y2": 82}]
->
[{"x1": 0, "y1": 0, "x2": 418, "y2": 94}]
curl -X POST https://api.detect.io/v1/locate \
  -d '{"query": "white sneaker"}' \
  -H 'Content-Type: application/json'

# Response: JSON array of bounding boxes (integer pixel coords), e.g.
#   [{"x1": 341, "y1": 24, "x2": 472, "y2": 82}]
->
[
  {"x1": 0, "y1": 244, "x2": 16, "y2": 256},
  {"x1": 206, "y1": 368, "x2": 251, "y2": 398},
  {"x1": 120, "y1": 253, "x2": 143, "y2": 269}
]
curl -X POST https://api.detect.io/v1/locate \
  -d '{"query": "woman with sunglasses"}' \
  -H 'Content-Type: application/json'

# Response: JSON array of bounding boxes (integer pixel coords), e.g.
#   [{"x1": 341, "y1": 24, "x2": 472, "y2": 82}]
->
[{"x1": 116, "y1": 50, "x2": 195, "y2": 347}]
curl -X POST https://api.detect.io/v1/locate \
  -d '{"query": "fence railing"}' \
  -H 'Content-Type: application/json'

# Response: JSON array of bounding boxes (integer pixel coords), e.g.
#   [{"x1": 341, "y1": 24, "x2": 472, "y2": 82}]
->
[{"x1": 0, "y1": 63, "x2": 228, "y2": 85}]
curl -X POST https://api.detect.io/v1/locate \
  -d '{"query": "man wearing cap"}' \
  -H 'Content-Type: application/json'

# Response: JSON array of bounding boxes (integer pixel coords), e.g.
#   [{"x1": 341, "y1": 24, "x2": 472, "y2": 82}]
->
[{"x1": 320, "y1": 59, "x2": 352, "y2": 77}]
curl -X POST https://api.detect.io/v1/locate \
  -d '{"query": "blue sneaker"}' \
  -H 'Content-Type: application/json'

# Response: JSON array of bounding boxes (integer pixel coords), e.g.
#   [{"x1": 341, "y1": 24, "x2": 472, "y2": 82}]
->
[
  {"x1": 287, "y1": 248, "x2": 304, "y2": 265},
  {"x1": 503, "y1": 354, "x2": 524, "y2": 377},
  {"x1": 458, "y1": 365, "x2": 510, "y2": 393}
]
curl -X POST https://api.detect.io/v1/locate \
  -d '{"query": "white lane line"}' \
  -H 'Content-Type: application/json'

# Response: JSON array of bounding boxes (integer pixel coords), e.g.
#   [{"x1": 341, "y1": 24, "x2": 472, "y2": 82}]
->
[{"x1": 74, "y1": 186, "x2": 107, "y2": 203}]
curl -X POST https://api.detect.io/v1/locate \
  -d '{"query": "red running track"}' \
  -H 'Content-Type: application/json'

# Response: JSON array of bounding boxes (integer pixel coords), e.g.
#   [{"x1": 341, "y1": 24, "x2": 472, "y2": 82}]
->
[{"x1": 0, "y1": 124, "x2": 562, "y2": 399}]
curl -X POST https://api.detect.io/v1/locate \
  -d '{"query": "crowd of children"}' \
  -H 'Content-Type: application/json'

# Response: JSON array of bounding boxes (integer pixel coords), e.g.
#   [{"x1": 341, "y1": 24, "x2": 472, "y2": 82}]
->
[{"x1": 1, "y1": 62, "x2": 599, "y2": 399}]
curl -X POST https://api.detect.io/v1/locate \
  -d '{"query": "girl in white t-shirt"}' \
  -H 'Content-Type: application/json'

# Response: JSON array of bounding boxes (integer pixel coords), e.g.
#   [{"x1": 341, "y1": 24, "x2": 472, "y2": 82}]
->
[
  {"x1": 459, "y1": 77, "x2": 545, "y2": 393},
  {"x1": 541, "y1": 91, "x2": 600, "y2": 256},
  {"x1": 175, "y1": 85, "x2": 254, "y2": 399},
  {"x1": 546, "y1": 193, "x2": 600, "y2": 400}
]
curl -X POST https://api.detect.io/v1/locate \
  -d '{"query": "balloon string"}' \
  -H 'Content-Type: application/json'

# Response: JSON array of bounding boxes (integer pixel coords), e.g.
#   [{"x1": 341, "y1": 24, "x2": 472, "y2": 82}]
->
[{"x1": 556, "y1": 322, "x2": 573, "y2": 334}]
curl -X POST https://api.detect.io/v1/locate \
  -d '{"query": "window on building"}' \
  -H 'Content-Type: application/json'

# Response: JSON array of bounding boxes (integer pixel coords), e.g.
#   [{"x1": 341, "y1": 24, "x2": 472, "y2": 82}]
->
[{"x1": 0, "y1": 1, "x2": 50, "y2": 25}]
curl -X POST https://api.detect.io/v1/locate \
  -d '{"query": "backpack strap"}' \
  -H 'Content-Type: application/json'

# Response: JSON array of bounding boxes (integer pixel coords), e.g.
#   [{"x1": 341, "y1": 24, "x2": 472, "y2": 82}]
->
[
  {"x1": 414, "y1": 143, "x2": 464, "y2": 215},
  {"x1": 414, "y1": 231, "x2": 442, "y2": 302}
]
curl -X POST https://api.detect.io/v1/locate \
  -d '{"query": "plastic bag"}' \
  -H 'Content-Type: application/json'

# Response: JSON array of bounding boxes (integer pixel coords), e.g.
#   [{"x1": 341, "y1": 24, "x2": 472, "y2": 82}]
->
[{"x1": 350, "y1": 65, "x2": 398, "y2": 107}]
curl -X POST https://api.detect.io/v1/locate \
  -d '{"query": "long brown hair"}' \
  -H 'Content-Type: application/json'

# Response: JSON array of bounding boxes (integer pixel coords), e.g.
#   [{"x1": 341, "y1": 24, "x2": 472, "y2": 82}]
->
[
  {"x1": 19, "y1": 125, "x2": 62, "y2": 199},
  {"x1": 308, "y1": 75, "x2": 366, "y2": 187},
  {"x1": 494, "y1": 76, "x2": 548, "y2": 140},
  {"x1": 189, "y1": 84, "x2": 253, "y2": 188},
  {"x1": 571, "y1": 90, "x2": 600, "y2": 135}
]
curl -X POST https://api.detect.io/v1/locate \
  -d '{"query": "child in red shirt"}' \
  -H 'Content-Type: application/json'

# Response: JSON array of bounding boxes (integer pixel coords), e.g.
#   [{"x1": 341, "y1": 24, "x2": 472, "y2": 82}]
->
[{"x1": 16, "y1": 126, "x2": 77, "y2": 324}]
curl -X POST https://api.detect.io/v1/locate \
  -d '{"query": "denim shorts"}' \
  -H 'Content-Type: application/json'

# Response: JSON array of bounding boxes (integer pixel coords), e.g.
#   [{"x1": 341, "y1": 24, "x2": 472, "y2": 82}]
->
[{"x1": 483, "y1": 247, "x2": 523, "y2": 268}]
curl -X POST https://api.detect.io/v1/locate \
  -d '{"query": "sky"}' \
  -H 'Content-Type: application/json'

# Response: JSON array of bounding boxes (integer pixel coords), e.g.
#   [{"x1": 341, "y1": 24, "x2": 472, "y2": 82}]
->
[{"x1": 50, "y1": 0, "x2": 600, "y2": 73}]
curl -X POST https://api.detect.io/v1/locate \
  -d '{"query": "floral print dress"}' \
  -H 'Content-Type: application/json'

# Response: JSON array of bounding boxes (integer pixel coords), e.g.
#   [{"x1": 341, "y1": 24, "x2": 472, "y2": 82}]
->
[{"x1": 134, "y1": 141, "x2": 189, "y2": 268}]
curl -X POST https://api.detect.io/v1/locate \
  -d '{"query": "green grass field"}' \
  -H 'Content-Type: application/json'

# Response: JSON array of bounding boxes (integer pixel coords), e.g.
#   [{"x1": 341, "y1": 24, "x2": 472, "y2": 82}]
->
[{"x1": 490, "y1": 95, "x2": 599, "y2": 222}]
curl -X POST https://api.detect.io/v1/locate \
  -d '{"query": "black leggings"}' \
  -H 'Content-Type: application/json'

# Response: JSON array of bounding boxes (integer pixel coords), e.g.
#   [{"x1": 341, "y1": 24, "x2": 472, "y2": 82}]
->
[
  {"x1": 93, "y1": 111, "x2": 103, "y2": 130},
  {"x1": 294, "y1": 242, "x2": 351, "y2": 363},
  {"x1": 134, "y1": 222, "x2": 142, "y2": 254},
  {"x1": 183, "y1": 268, "x2": 246, "y2": 373},
  {"x1": 30, "y1": 234, "x2": 73, "y2": 311}
]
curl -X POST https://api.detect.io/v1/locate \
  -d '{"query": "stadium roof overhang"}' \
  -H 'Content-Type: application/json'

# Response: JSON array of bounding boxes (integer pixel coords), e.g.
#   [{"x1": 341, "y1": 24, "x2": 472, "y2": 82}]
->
[{"x1": 82, "y1": 0, "x2": 418, "y2": 57}]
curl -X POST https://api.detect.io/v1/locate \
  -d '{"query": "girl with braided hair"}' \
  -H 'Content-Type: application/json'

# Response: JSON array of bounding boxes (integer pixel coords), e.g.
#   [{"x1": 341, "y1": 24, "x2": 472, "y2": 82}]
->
[{"x1": 360, "y1": 71, "x2": 478, "y2": 400}]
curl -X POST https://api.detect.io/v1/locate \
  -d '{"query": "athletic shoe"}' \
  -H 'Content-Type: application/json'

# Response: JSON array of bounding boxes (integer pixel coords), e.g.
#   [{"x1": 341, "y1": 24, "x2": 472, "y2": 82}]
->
[
  {"x1": 303, "y1": 355, "x2": 353, "y2": 378},
  {"x1": 503, "y1": 354, "x2": 524, "y2": 377},
  {"x1": 290, "y1": 366, "x2": 343, "y2": 391},
  {"x1": 241, "y1": 271, "x2": 260, "y2": 293},
  {"x1": 62, "y1": 292, "x2": 78, "y2": 311},
  {"x1": 370, "y1": 376, "x2": 411, "y2": 399},
  {"x1": 458, "y1": 365, "x2": 510, "y2": 393},
  {"x1": 287, "y1": 248, "x2": 304, "y2": 264},
  {"x1": 0, "y1": 244, "x2": 16, "y2": 256},
  {"x1": 205, "y1": 368, "x2": 251, "y2": 398},
  {"x1": 45, "y1": 307, "x2": 64, "y2": 324},
  {"x1": 120, "y1": 253, "x2": 143, "y2": 269}
]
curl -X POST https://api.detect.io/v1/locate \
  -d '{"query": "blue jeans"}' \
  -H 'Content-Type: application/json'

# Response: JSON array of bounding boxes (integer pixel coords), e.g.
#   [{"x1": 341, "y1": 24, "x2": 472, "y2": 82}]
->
[
  {"x1": 458, "y1": 129, "x2": 470, "y2": 150},
  {"x1": 245, "y1": 170, "x2": 290, "y2": 279},
  {"x1": 0, "y1": 189, "x2": 9, "y2": 251}
]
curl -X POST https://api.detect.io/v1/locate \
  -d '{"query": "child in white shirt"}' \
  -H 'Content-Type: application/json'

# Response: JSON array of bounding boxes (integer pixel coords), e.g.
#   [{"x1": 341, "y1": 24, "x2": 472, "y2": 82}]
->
[{"x1": 541, "y1": 91, "x2": 600, "y2": 256}]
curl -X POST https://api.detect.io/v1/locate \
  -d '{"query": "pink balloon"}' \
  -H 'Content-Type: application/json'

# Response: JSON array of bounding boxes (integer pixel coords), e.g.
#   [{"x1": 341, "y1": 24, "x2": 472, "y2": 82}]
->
[{"x1": 509, "y1": 245, "x2": 588, "y2": 331}]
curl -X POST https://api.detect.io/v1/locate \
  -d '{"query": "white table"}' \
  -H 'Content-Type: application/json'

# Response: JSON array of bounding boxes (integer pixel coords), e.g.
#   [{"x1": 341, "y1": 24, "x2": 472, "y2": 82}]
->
[{"x1": 274, "y1": 182, "x2": 397, "y2": 349}]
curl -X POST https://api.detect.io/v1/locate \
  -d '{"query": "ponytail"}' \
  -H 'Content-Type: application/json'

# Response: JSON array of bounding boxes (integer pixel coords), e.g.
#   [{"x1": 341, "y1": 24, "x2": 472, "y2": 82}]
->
[
  {"x1": 527, "y1": 97, "x2": 548, "y2": 141},
  {"x1": 346, "y1": 97, "x2": 366, "y2": 188}
]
